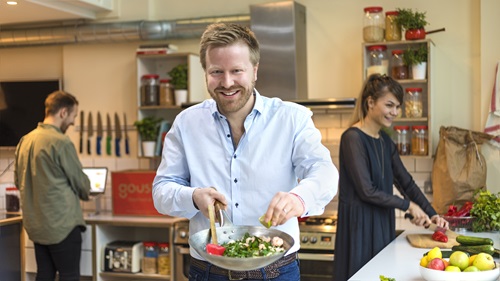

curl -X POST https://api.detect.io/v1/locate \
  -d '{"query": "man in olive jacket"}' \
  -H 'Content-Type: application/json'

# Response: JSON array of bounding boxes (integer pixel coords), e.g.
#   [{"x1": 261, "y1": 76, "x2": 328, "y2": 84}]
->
[{"x1": 15, "y1": 90, "x2": 91, "y2": 281}]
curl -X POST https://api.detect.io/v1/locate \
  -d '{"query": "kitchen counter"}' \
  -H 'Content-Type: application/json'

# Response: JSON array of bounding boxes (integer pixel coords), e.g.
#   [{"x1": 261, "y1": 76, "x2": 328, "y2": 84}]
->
[
  {"x1": 84, "y1": 211, "x2": 186, "y2": 227},
  {"x1": 0, "y1": 212, "x2": 22, "y2": 226},
  {"x1": 348, "y1": 228, "x2": 500, "y2": 280}
]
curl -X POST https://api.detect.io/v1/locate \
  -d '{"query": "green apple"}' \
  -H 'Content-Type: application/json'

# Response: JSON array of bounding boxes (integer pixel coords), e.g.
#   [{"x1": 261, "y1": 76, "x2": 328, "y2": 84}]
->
[
  {"x1": 473, "y1": 253, "x2": 495, "y2": 271},
  {"x1": 449, "y1": 251, "x2": 470, "y2": 271},
  {"x1": 444, "y1": 265, "x2": 461, "y2": 272},
  {"x1": 463, "y1": 265, "x2": 480, "y2": 272}
]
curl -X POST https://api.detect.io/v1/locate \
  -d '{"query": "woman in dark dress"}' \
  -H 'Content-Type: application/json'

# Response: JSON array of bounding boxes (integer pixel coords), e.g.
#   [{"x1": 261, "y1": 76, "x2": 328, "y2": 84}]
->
[{"x1": 333, "y1": 74, "x2": 448, "y2": 281}]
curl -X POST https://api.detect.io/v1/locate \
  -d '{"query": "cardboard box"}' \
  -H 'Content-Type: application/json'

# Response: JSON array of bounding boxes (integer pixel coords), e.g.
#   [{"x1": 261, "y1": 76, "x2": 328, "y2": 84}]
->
[{"x1": 111, "y1": 170, "x2": 161, "y2": 216}]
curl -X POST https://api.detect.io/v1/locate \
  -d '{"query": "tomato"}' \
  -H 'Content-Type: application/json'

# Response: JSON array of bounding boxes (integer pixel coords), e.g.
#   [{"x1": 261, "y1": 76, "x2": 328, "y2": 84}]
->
[{"x1": 206, "y1": 243, "x2": 226, "y2": 256}]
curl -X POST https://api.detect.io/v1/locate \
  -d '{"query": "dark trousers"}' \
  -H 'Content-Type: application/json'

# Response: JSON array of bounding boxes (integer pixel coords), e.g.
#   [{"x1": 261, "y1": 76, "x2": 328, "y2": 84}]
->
[{"x1": 34, "y1": 226, "x2": 82, "y2": 281}]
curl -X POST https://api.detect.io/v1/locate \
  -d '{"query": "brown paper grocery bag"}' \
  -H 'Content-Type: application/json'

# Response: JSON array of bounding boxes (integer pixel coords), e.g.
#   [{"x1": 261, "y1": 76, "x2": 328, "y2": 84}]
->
[{"x1": 431, "y1": 126, "x2": 494, "y2": 214}]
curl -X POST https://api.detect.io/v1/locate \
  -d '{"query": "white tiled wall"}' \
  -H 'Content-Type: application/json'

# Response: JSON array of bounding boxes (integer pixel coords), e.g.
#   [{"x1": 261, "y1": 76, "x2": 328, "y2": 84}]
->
[{"x1": 312, "y1": 109, "x2": 434, "y2": 218}]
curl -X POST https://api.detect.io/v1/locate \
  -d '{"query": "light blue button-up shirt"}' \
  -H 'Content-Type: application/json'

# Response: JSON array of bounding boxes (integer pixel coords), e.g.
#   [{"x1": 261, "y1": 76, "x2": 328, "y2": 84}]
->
[{"x1": 153, "y1": 90, "x2": 338, "y2": 259}]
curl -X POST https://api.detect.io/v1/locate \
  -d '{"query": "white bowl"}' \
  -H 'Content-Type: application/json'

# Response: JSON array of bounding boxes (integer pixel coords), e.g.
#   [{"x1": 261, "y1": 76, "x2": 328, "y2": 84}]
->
[{"x1": 420, "y1": 262, "x2": 500, "y2": 281}]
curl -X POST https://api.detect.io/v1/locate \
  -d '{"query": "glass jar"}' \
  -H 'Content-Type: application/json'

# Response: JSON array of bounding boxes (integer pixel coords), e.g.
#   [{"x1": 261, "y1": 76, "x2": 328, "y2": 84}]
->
[
  {"x1": 404, "y1": 87, "x2": 423, "y2": 118},
  {"x1": 366, "y1": 45, "x2": 389, "y2": 77},
  {"x1": 385, "y1": 11, "x2": 401, "y2": 41},
  {"x1": 5, "y1": 187, "x2": 20, "y2": 212},
  {"x1": 142, "y1": 241, "x2": 158, "y2": 274},
  {"x1": 393, "y1": 126, "x2": 410, "y2": 155},
  {"x1": 411, "y1": 125, "x2": 428, "y2": 156},
  {"x1": 363, "y1": 6, "x2": 384, "y2": 43},
  {"x1": 159, "y1": 79, "x2": 174, "y2": 106},
  {"x1": 391, "y1": 50, "x2": 409, "y2": 80},
  {"x1": 141, "y1": 74, "x2": 160, "y2": 106},
  {"x1": 157, "y1": 242, "x2": 170, "y2": 276}
]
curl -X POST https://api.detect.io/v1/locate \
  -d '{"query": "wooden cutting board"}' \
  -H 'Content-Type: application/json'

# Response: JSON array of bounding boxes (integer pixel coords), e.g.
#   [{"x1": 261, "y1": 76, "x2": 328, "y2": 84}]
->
[{"x1": 406, "y1": 233, "x2": 460, "y2": 249}]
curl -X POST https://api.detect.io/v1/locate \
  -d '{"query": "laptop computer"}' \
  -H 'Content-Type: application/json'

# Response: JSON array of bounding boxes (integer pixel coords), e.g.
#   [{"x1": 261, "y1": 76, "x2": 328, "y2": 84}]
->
[{"x1": 82, "y1": 167, "x2": 108, "y2": 196}]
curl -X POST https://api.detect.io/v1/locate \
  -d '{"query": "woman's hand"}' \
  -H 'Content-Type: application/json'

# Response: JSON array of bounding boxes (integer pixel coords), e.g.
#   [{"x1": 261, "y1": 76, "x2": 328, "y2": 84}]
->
[
  {"x1": 430, "y1": 214, "x2": 449, "y2": 229},
  {"x1": 407, "y1": 201, "x2": 432, "y2": 226}
]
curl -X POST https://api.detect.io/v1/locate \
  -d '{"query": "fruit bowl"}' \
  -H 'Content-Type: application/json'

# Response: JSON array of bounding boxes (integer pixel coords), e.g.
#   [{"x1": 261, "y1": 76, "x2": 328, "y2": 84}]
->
[{"x1": 419, "y1": 262, "x2": 500, "y2": 281}]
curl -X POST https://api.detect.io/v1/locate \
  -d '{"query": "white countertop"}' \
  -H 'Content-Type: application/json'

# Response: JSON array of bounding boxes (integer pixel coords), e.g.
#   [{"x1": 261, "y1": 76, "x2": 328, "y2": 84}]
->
[{"x1": 348, "y1": 228, "x2": 500, "y2": 281}]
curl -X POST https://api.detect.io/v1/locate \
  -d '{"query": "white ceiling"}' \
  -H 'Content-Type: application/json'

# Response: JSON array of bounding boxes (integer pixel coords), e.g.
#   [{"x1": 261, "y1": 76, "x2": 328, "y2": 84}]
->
[{"x1": 0, "y1": 0, "x2": 114, "y2": 26}]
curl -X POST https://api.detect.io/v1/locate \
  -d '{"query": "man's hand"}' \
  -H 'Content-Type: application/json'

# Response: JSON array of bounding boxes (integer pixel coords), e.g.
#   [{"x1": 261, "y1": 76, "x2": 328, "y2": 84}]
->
[
  {"x1": 192, "y1": 187, "x2": 227, "y2": 218},
  {"x1": 261, "y1": 192, "x2": 305, "y2": 227}
]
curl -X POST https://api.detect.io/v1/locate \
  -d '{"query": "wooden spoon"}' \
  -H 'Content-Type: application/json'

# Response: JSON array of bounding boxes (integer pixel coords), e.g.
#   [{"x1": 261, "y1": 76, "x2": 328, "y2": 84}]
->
[{"x1": 206, "y1": 203, "x2": 225, "y2": 255}]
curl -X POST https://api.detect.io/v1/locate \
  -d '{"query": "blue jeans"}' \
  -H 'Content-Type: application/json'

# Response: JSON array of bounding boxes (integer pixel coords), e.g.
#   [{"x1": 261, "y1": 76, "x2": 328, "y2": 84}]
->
[
  {"x1": 34, "y1": 226, "x2": 83, "y2": 281},
  {"x1": 188, "y1": 259, "x2": 300, "y2": 281}
]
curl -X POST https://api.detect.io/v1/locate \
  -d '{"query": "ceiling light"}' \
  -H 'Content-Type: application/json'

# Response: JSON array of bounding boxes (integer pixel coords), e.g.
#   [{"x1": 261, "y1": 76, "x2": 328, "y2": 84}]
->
[{"x1": 7, "y1": 1, "x2": 18, "y2": 5}]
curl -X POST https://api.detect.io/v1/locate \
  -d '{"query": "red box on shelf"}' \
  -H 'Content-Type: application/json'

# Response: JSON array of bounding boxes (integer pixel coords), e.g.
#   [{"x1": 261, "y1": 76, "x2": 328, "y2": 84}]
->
[{"x1": 111, "y1": 170, "x2": 162, "y2": 217}]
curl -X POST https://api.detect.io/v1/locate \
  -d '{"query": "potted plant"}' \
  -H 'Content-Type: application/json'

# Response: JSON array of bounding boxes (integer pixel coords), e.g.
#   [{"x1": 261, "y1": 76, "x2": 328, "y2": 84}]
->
[
  {"x1": 168, "y1": 63, "x2": 188, "y2": 106},
  {"x1": 395, "y1": 8, "x2": 428, "y2": 40},
  {"x1": 403, "y1": 45, "x2": 428, "y2": 79},
  {"x1": 134, "y1": 116, "x2": 162, "y2": 157}
]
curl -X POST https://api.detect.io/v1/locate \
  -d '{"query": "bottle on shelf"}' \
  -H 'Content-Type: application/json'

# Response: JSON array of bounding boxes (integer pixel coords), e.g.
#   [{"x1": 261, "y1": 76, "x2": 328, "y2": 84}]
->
[
  {"x1": 363, "y1": 6, "x2": 384, "y2": 43},
  {"x1": 142, "y1": 241, "x2": 158, "y2": 274},
  {"x1": 141, "y1": 74, "x2": 160, "y2": 106},
  {"x1": 411, "y1": 125, "x2": 428, "y2": 156},
  {"x1": 157, "y1": 242, "x2": 170, "y2": 276},
  {"x1": 385, "y1": 11, "x2": 402, "y2": 41},
  {"x1": 366, "y1": 45, "x2": 389, "y2": 77},
  {"x1": 393, "y1": 125, "x2": 411, "y2": 156},
  {"x1": 391, "y1": 50, "x2": 409, "y2": 80},
  {"x1": 404, "y1": 87, "x2": 423, "y2": 118},
  {"x1": 159, "y1": 79, "x2": 174, "y2": 106}
]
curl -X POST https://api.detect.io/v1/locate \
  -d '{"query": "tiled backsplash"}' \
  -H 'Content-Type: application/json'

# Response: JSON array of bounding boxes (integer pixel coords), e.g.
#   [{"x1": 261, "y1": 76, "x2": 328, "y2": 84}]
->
[{"x1": 0, "y1": 109, "x2": 434, "y2": 218}]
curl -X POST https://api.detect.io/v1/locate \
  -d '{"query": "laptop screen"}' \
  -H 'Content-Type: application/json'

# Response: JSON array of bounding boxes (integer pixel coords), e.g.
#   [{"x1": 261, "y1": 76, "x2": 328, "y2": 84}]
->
[{"x1": 82, "y1": 167, "x2": 108, "y2": 195}]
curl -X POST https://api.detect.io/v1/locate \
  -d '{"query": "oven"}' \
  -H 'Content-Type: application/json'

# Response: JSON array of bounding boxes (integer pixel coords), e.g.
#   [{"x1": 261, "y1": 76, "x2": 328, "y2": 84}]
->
[
  {"x1": 173, "y1": 220, "x2": 190, "y2": 281},
  {"x1": 298, "y1": 216, "x2": 336, "y2": 281}
]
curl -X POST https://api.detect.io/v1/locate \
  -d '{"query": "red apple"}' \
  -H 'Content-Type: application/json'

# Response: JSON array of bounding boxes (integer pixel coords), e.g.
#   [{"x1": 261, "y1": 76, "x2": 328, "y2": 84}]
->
[{"x1": 427, "y1": 258, "x2": 446, "y2": 271}]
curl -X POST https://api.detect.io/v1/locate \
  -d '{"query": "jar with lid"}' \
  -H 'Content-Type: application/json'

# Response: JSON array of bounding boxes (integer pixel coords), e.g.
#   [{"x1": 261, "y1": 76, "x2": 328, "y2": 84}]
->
[
  {"x1": 5, "y1": 187, "x2": 20, "y2": 212},
  {"x1": 404, "y1": 87, "x2": 423, "y2": 118},
  {"x1": 363, "y1": 6, "x2": 384, "y2": 43},
  {"x1": 411, "y1": 125, "x2": 428, "y2": 156},
  {"x1": 385, "y1": 11, "x2": 401, "y2": 41},
  {"x1": 393, "y1": 126, "x2": 410, "y2": 155},
  {"x1": 141, "y1": 74, "x2": 160, "y2": 106},
  {"x1": 391, "y1": 50, "x2": 409, "y2": 80},
  {"x1": 157, "y1": 242, "x2": 170, "y2": 276},
  {"x1": 366, "y1": 45, "x2": 389, "y2": 77},
  {"x1": 142, "y1": 241, "x2": 158, "y2": 274},
  {"x1": 159, "y1": 79, "x2": 174, "y2": 106}
]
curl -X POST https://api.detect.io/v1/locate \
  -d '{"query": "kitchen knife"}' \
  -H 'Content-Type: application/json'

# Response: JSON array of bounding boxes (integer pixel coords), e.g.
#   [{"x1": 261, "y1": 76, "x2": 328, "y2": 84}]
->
[
  {"x1": 96, "y1": 112, "x2": 103, "y2": 155},
  {"x1": 123, "y1": 113, "x2": 129, "y2": 155},
  {"x1": 106, "y1": 113, "x2": 112, "y2": 156},
  {"x1": 114, "y1": 112, "x2": 122, "y2": 157},
  {"x1": 87, "y1": 112, "x2": 93, "y2": 155},
  {"x1": 79, "y1": 111, "x2": 84, "y2": 154},
  {"x1": 404, "y1": 213, "x2": 459, "y2": 239}
]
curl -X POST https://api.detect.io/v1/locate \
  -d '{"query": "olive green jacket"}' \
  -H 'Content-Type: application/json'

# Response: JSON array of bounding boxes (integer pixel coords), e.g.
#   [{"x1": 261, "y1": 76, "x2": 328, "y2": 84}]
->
[{"x1": 14, "y1": 123, "x2": 90, "y2": 245}]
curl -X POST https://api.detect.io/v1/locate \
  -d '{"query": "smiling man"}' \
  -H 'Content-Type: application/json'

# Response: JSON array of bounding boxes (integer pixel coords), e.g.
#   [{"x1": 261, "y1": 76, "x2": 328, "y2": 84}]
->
[{"x1": 152, "y1": 23, "x2": 338, "y2": 281}]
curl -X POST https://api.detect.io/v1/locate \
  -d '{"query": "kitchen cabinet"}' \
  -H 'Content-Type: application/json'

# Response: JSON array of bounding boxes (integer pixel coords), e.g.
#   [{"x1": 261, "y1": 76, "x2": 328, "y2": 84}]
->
[
  {"x1": 86, "y1": 213, "x2": 183, "y2": 281},
  {"x1": 0, "y1": 215, "x2": 22, "y2": 281},
  {"x1": 136, "y1": 52, "x2": 205, "y2": 158},
  {"x1": 362, "y1": 39, "x2": 433, "y2": 157}
]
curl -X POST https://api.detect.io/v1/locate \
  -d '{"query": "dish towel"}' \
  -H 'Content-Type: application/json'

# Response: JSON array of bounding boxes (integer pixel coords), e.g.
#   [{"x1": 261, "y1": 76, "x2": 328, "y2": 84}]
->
[{"x1": 484, "y1": 61, "x2": 500, "y2": 146}]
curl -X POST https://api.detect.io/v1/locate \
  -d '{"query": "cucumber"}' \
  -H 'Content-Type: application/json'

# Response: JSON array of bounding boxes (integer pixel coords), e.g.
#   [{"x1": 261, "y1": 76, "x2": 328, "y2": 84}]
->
[
  {"x1": 451, "y1": 245, "x2": 495, "y2": 256},
  {"x1": 423, "y1": 250, "x2": 453, "y2": 259},
  {"x1": 456, "y1": 235, "x2": 494, "y2": 246}
]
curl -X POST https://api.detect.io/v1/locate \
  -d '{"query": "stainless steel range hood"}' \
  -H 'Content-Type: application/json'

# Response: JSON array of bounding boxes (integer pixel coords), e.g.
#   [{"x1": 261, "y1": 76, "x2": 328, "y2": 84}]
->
[{"x1": 250, "y1": 1, "x2": 307, "y2": 101}]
